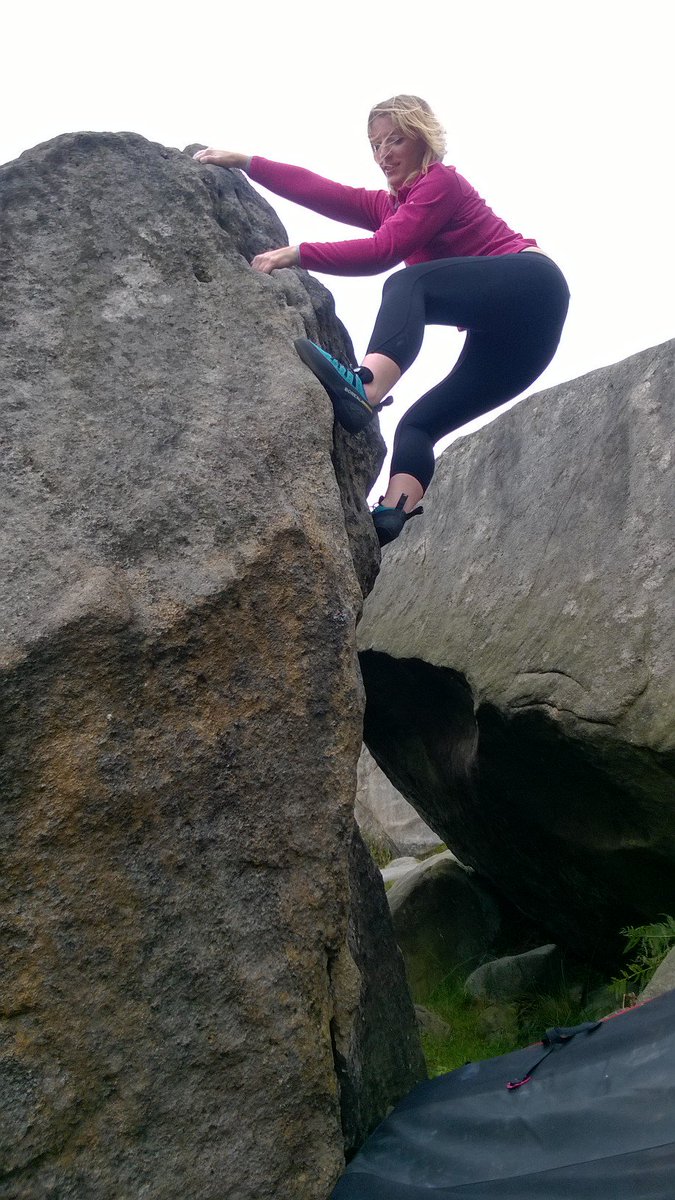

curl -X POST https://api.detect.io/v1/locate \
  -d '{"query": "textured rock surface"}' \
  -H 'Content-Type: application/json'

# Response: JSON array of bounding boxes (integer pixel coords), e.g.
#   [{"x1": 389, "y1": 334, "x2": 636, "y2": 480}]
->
[
  {"x1": 464, "y1": 945, "x2": 564, "y2": 1002},
  {"x1": 355, "y1": 745, "x2": 443, "y2": 857},
  {"x1": 0, "y1": 132, "x2": 423, "y2": 1200},
  {"x1": 359, "y1": 341, "x2": 675, "y2": 953},
  {"x1": 414, "y1": 1005, "x2": 453, "y2": 1040},
  {"x1": 387, "y1": 852, "x2": 501, "y2": 999},
  {"x1": 640, "y1": 948, "x2": 675, "y2": 1002},
  {"x1": 381, "y1": 856, "x2": 424, "y2": 885},
  {"x1": 336, "y1": 829, "x2": 426, "y2": 1158}
]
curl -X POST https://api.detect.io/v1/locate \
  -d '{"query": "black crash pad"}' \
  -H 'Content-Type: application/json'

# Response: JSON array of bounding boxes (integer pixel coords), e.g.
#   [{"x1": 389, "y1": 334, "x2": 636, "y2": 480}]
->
[{"x1": 332, "y1": 988, "x2": 675, "y2": 1198}]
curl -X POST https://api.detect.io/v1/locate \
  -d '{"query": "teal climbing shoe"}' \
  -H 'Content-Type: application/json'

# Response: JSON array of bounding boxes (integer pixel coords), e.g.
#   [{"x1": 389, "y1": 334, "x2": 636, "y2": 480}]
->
[
  {"x1": 371, "y1": 494, "x2": 423, "y2": 548},
  {"x1": 294, "y1": 338, "x2": 390, "y2": 434}
]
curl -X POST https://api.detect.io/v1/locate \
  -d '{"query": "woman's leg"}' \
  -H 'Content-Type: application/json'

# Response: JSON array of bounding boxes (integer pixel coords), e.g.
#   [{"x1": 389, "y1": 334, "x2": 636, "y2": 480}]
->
[
  {"x1": 359, "y1": 264, "x2": 437, "y2": 407},
  {"x1": 296, "y1": 256, "x2": 515, "y2": 424},
  {"x1": 388, "y1": 328, "x2": 554, "y2": 496},
  {"x1": 371, "y1": 254, "x2": 569, "y2": 507},
  {"x1": 361, "y1": 353, "x2": 402, "y2": 407}
]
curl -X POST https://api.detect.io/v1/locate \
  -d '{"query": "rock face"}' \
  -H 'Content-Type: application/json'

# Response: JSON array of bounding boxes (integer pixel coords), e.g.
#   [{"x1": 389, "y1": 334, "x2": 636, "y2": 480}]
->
[
  {"x1": 640, "y1": 948, "x2": 675, "y2": 1001},
  {"x1": 355, "y1": 745, "x2": 443, "y2": 858},
  {"x1": 387, "y1": 852, "x2": 501, "y2": 999},
  {"x1": 359, "y1": 341, "x2": 675, "y2": 954},
  {"x1": 336, "y1": 830, "x2": 426, "y2": 1156},
  {"x1": 0, "y1": 132, "x2": 424, "y2": 1200},
  {"x1": 464, "y1": 945, "x2": 564, "y2": 1003}
]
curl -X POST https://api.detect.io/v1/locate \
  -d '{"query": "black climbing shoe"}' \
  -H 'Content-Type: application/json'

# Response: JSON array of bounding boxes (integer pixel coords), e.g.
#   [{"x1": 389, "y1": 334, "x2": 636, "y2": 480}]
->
[
  {"x1": 371, "y1": 494, "x2": 423, "y2": 548},
  {"x1": 294, "y1": 338, "x2": 391, "y2": 434}
]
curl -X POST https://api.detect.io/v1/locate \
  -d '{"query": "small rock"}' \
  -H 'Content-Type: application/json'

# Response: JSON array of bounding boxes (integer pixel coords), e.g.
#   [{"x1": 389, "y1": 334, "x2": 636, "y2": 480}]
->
[
  {"x1": 476, "y1": 1002, "x2": 519, "y2": 1042},
  {"x1": 465, "y1": 945, "x2": 564, "y2": 1003},
  {"x1": 640, "y1": 947, "x2": 675, "y2": 1001},
  {"x1": 414, "y1": 1005, "x2": 453, "y2": 1040}
]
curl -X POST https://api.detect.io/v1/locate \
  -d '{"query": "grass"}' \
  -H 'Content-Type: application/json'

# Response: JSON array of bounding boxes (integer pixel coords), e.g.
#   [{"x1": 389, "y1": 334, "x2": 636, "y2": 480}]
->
[
  {"x1": 419, "y1": 917, "x2": 675, "y2": 1079},
  {"x1": 368, "y1": 832, "x2": 675, "y2": 1078},
  {"x1": 367, "y1": 840, "x2": 448, "y2": 871},
  {"x1": 419, "y1": 974, "x2": 608, "y2": 1078},
  {"x1": 420, "y1": 982, "x2": 515, "y2": 1075},
  {"x1": 366, "y1": 840, "x2": 396, "y2": 870}
]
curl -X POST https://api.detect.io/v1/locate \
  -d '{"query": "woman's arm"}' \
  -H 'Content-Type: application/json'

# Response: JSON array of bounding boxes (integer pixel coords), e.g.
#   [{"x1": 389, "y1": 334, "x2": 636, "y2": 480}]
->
[
  {"x1": 250, "y1": 246, "x2": 299, "y2": 273},
  {"x1": 297, "y1": 167, "x2": 464, "y2": 275},
  {"x1": 193, "y1": 150, "x2": 299, "y2": 271},
  {"x1": 192, "y1": 153, "x2": 463, "y2": 277},
  {"x1": 247, "y1": 157, "x2": 388, "y2": 232},
  {"x1": 193, "y1": 148, "x2": 388, "y2": 231}
]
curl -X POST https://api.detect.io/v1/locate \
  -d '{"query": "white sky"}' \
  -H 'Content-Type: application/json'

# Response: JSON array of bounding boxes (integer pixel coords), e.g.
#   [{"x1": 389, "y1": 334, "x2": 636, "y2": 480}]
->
[{"x1": 2, "y1": 0, "x2": 673, "y2": 498}]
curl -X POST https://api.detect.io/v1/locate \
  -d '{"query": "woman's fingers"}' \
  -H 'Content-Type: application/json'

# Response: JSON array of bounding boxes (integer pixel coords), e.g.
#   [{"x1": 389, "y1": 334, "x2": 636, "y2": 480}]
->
[
  {"x1": 251, "y1": 252, "x2": 277, "y2": 274},
  {"x1": 192, "y1": 148, "x2": 247, "y2": 168},
  {"x1": 251, "y1": 247, "x2": 299, "y2": 273}
]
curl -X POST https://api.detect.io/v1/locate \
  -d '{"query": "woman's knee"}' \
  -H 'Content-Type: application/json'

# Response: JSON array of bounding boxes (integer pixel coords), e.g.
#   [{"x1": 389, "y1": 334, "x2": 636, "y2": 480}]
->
[{"x1": 381, "y1": 269, "x2": 412, "y2": 304}]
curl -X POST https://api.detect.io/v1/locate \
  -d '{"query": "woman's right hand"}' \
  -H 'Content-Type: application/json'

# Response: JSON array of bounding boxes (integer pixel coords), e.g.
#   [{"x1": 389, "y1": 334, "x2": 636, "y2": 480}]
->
[{"x1": 192, "y1": 148, "x2": 249, "y2": 170}]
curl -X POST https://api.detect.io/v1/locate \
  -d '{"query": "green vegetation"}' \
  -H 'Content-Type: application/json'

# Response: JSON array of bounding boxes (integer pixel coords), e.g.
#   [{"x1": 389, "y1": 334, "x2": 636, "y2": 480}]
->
[
  {"x1": 420, "y1": 980, "x2": 514, "y2": 1076},
  {"x1": 365, "y1": 840, "x2": 395, "y2": 869},
  {"x1": 419, "y1": 917, "x2": 675, "y2": 1078},
  {"x1": 420, "y1": 974, "x2": 607, "y2": 1078},
  {"x1": 611, "y1": 916, "x2": 675, "y2": 1000},
  {"x1": 418, "y1": 843, "x2": 448, "y2": 861},
  {"x1": 367, "y1": 840, "x2": 448, "y2": 871},
  {"x1": 369, "y1": 837, "x2": 675, "y2": 1078}
]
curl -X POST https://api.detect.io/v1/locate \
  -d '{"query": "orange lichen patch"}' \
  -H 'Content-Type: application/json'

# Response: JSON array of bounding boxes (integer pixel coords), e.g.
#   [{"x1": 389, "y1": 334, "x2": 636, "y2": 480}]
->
[{"x1": 0, "y1": 954, "x2": 42, "y2": 1019}]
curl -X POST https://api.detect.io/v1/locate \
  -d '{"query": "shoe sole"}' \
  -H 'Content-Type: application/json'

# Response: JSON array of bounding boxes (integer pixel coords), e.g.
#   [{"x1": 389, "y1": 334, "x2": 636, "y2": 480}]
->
[{"x1": 294, "y1": 338, "x2": 375, "y2": 434}]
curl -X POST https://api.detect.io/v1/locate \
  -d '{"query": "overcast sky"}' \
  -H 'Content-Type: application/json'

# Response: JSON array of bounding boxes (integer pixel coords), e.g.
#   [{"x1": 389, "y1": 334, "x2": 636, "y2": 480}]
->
[{"x1": 2, "y1": 0, "x2": 672, "y2": 496}]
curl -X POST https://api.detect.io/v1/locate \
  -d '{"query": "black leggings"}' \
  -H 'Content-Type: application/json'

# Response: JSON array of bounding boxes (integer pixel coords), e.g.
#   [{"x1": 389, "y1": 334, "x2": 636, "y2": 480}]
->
[{"x1": 366, "y1": 253, "x2": 570, "y2": 491}]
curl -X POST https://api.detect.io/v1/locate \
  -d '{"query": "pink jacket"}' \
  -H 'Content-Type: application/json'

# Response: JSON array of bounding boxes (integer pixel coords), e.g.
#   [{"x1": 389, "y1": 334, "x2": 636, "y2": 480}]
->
[{"x1": 248, "y1": 156, "x2": 537, "y2": 275}]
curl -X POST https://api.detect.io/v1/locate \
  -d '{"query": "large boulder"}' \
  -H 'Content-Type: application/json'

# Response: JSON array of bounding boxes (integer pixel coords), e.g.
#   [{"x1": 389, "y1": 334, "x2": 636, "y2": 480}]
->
[
  {"x1": 355, "y1": 745, "x2": 443, "y2": 858},
  {"x1": 359, "y1": 341, "x2": 674, "y2": 954},
  {"x1": 0, "y1": 132, "x2": 424, "y2": 1200},
  {"x1": 387, "y1": 852, "x2": 501, "y2": 999},
  {"x1": 336, "y1": 829, "x2": 427, "y2": 1154}
]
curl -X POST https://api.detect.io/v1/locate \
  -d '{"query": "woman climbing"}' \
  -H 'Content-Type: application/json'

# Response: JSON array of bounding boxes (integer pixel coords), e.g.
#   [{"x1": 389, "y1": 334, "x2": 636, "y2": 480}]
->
[{"x1": 193, "y1": 95, "x2": 569, "y2": 546}]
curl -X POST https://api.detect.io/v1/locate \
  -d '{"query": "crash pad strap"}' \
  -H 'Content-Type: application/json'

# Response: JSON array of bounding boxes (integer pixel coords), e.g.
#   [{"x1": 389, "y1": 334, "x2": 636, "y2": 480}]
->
[{"x1": 507, "y1": 1020, "x2": 602, "y2": 1089}]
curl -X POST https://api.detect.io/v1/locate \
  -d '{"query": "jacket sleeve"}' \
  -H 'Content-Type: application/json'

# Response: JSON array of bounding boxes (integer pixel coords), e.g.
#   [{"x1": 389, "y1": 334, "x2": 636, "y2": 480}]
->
[
  {"x1": 298, "y1": 167, "x2": 465, "y2": 275},
  {"x1": 247, "y1": 156, "x2": 387, "y2": 231}
]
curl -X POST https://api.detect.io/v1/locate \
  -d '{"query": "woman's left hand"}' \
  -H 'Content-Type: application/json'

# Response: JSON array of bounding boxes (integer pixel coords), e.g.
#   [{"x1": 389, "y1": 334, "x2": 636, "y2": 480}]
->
[{"x1": 251, "y1": 246, "x2": 299, "y2": 273}]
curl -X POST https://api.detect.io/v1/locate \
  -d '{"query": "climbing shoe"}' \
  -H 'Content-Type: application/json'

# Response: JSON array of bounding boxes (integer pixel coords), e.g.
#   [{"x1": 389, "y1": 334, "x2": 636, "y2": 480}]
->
[
  {"x1": 371, "y1": 494, "x2": 423, "y2": 548},
  {"x1": 294, "y1": 338, "x2": 391, "y2": 434}
]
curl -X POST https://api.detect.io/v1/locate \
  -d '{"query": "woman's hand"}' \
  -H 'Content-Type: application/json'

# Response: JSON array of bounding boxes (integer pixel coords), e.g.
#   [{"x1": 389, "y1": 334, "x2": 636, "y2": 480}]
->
[
  {"x1": 193, "y1": 148, "x2": 249, "y2": 169},
  {"x1": 251, "y1": 246, "x2": 299, "y2": 273}
]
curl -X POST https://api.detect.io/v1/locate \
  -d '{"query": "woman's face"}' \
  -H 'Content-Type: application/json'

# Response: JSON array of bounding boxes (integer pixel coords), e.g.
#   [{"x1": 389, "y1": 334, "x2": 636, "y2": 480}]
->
[{"x1": 369, "y1": 115, "x2": 425, "y2": 191}]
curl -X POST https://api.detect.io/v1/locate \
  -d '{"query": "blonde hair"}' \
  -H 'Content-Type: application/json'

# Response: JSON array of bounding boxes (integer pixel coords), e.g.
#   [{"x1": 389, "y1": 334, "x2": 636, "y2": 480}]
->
[{"x1": 367, "y1": 95, "x2": 446, "y2": 181}]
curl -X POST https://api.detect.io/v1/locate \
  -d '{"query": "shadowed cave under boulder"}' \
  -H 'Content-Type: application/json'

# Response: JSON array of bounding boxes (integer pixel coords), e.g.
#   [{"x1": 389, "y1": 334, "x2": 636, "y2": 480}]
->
[{"x1": 360, "y1": 650, "x2": 674, "y2": 958}]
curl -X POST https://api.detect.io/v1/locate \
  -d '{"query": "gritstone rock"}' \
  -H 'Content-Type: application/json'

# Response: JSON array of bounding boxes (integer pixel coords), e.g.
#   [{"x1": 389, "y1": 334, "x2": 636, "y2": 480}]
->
[
  {"x1": 0, "y1": 132, "x2": 424, "y2": 1200},
  {"x1": 414, "y1": 1005, "x2": 453, "y2": 1040},
  {"x1": 464, "y1": 945, "x2": 564, "y2": 1003},
  {"x1": 355, "y1": 744, "x2": 444, "y2": 858},
  {"x1": 387, "y1": 851, "x2": 501, "y2": 999},
  {"x1": 359, "y1": 340, "x2": 675, "y2": 955},
  {"x1": 640, "y1": 948, "x2": 675, "y2": 1002},
  {"x1": 382, "y1": 856, "x2": 422, "y2": 885}
]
